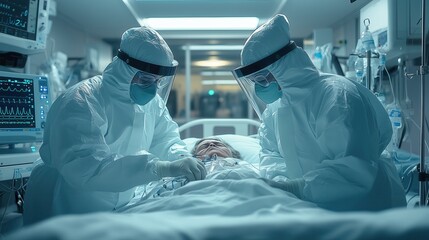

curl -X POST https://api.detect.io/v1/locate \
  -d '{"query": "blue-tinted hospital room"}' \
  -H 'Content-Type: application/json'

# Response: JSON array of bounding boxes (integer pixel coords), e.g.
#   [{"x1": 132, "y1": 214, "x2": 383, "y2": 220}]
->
[{"x1": 1, "y1": 0, "x2": 429, "y2": 239}]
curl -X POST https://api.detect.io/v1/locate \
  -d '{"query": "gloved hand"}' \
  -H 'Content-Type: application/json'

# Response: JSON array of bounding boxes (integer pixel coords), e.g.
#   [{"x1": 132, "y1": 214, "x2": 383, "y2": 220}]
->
[
  {"x1": 259, "y1": 177, "x2": 305, "y2": 198},
  {"x1": 156, "y1": 157, "x2": 207, "y2": 181}
]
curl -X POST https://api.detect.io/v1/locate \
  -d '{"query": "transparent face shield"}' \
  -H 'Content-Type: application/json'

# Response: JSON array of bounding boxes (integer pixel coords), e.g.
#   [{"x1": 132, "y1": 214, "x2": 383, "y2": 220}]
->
[
  {"x1": 117, "y1": 49, "x2": 178, "y2": 104},
  {"x1": 232, "y1": 42, "x2": 297, "y2": 120},
  {"x1": 232, "y1": 69, "x2": 273, "y2": 120},
  {"x1": 130, "y1": 71, "x2": 175, "y2": 104}
]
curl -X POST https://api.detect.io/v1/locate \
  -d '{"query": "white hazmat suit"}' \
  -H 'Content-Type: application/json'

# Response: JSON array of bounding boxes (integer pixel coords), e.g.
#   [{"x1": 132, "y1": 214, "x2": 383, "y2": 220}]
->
[
  {"x1": 24, "y1": 27, "x2": 206, "y2": 225},
  {"x1": 233, "y1": 14, "x2": 406, "y2": 211}
]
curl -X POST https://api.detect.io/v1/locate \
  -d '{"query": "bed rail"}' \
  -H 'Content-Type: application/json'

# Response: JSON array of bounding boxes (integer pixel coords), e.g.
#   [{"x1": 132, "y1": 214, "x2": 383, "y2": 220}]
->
[{"x1": 179, "y1": 118, "x2": 261, "y2": 138}]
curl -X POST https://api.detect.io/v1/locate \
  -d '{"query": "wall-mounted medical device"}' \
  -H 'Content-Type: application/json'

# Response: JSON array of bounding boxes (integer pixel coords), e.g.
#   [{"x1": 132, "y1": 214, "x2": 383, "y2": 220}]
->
[
  {"x1": 360, "y1": 0, "x2": 421, "y2": 66},
  {"x1": 0, "y1": 70, "x2": 50, "y2": 145},
  {"x1": 0, "y1": 0, "x2": 50, "y2": 55}
]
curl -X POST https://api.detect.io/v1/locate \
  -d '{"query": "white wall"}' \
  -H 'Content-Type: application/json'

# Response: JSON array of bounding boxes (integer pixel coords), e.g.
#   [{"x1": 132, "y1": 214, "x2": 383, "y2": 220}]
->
[
  {"x1": 313, "y1": 28, "x2": 334, "y2": 48},
  {"x1": 27, "y1": 14, "x2": 112, "y2": 74},
  {"x1": 332, "y1": 16, "x2": 359, "y2": 58}
]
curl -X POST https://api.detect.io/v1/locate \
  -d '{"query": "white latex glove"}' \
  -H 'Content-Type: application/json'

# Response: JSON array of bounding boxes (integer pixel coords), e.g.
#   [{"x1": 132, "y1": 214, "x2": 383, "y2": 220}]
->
[{"x1": 156, "y1": 157, "x2": 207, "y2": 181}]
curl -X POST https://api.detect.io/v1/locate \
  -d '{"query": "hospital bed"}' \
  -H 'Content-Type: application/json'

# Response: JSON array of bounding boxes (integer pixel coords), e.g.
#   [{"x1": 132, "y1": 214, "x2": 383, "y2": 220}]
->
[{"x1": 6, "y1": 118, "x2": 429, "y2": 240}]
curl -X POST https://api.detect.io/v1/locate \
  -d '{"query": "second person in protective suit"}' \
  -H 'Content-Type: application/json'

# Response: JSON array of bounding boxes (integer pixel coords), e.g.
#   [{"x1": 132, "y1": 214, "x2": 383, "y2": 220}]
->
[
  {"x1": 23, "y1": 26, "x2": 206, "y2": 225},
  {"x1": 233, "y1": 14, "x2": 406, "y2": 211}
]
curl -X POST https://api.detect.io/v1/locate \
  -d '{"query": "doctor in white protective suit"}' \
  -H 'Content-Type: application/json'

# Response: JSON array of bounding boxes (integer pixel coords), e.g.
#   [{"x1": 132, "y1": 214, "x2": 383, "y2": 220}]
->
[
  {"x1": 24, "y1": 26, "x2": 206, "y2": 225},
  {"x1": 232, "y1": 14, "x2": 406, "y2": 211}
]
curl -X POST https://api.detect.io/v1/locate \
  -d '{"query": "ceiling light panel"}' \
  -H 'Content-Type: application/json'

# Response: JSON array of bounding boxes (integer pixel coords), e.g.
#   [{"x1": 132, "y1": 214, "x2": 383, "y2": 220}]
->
[
  {"x1": 202, "y1": 80, "x2": 238, "y2": 85},
  {"x1": 123, "y1": 0, "x2": 283, "y2": 21},
  {"x1": 193, "y1": 58, "x2": 233, "y2": 68},
  {"x1": 141, "y1": 17, "x2": 259, "y2": 30}
]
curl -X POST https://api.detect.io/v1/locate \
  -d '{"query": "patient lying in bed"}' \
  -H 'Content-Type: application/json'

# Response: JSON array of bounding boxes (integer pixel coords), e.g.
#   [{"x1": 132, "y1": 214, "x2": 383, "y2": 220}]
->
[
  {"x1": 127, "y1": 135, "x2": 261, "y2": 204},
  {"x1": 117, "y1": 134, "x2": 314, "y2": 214},
  {"x1": 191, "y1": 137, "x2": 259, "y2": 179}
]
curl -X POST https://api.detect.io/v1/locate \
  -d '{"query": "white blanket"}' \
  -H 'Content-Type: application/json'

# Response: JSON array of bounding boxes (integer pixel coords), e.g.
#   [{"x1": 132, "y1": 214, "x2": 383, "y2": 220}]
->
[
  {"x1": 7, "y1": 173, "x2": 429, "y2": 240},
  {"x1": 118, "y1": 177, "x2": 317, "y2": 215}
]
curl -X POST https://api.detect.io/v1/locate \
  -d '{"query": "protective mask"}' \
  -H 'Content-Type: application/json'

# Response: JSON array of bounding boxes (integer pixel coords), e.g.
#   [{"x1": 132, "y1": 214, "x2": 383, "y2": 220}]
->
[
  {"x1": 129, "y1": 83, "x2": 157, "y2": 105},
  {"x1": 255, "y1": 82, "x2": 282, "y2": 104}
]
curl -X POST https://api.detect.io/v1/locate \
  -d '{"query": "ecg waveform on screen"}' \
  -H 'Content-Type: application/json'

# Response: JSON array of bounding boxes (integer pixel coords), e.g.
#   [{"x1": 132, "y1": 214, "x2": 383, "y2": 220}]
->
[
  {"x1": 0, "y1": 77, "x2": 36, "y2": 128},
  {"x1": 0, "y1": 106, "x2": 33, "y2": 118},
  {"x1": 0, "y1": 105, "x2": 34, "y2": 126},
  {"x1": 0, "y1": 86, "x2": 31, "y2": 93},
  {"x1": 1, "y1": 97, "x2": 31, "y2": 104}
]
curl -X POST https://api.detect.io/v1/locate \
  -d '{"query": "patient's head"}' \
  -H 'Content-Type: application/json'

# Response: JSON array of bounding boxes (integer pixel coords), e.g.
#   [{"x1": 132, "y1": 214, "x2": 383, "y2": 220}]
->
[{"x1": 191, "y1": 137, "x2": 241, "y2": 160}]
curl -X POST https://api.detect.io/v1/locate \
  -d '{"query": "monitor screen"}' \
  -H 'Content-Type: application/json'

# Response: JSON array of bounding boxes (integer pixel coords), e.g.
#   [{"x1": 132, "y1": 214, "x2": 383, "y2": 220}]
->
[
  {"x1": 0, "y1": 71, "x2": 50, "y2": 144},
  {"x1": 0, "y1": 0, "x2": 50, "y2": 54}
]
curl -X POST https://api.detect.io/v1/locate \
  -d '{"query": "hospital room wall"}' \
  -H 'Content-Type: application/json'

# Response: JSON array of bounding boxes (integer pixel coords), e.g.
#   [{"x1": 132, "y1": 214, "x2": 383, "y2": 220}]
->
[
  {"x1": 332, "y1": 15, "x2": 359, "y2": 59},
  {"x1": 302, "y1": 10, "x2": 360, "y2": 77},
  {"x1": 311, "y1": 11, "x2": 359, "y2": 72},
  {"x1": 25, "y1": 14, "x2": 112, "y2": 81}
]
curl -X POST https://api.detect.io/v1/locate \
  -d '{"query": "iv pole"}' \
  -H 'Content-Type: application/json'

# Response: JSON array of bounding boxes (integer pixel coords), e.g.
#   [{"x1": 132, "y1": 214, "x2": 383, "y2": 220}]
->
[{"x1": 419, "y1": 0, "x2": 429, "y2": 207}]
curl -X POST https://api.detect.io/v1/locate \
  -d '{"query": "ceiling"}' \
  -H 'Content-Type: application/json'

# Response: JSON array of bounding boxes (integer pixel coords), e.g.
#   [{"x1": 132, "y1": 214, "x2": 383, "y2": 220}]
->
[{"x1": 55, "y1": 0, "x2": 372, "y2": 74}]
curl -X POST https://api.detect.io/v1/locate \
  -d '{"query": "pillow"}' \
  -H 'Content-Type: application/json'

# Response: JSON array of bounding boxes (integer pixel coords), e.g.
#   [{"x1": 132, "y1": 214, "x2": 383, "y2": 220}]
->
[{"x1": 183, "y1": 134, "x2": 261, "y2": 164}]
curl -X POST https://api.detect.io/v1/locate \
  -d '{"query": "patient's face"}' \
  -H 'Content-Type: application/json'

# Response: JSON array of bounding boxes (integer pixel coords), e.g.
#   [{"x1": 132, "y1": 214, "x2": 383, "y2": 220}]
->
[{"x1": 194, "y1": 139, "x2": 233, "y2": 160}]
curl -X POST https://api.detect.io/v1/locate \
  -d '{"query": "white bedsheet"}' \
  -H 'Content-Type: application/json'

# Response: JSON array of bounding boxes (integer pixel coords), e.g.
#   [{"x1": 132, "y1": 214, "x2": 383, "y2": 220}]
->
[
  {"x1": 118, "y1": 177, "x2": 316, "y2": 215},
  {"x1": 7, "y1": 175, "x2": 429, "y2": 240}
]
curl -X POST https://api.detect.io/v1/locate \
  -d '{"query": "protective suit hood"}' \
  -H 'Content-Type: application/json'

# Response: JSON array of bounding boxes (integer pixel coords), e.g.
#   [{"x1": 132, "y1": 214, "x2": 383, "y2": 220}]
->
[
  {"x1": 270, "y1": 48, "x2": 319, "y2": 105},
  {"x1": 102, "y1": 58, "x2": 134, "y2": 103},
  {"x1": 241, "y1": 14, "x2": 319, "y2": 88},
  {"x1": 102, "y1": 26, "x2": 175, "y2": 103},
  {"x1": 235, "y1": 14, "x2": 320, "y2": 116},
  {"x1": 241, "y1": 14, "x2": 292, "y2": 66}
]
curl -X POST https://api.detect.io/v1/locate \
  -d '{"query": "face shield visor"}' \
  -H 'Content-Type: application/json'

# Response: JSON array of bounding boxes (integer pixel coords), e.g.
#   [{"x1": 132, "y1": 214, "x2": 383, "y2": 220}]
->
[
  {"x1": 232, "y1": 42, "x2": 297, "y2": 119},
  {"x1": 117, "y1": 49, "x2": 178, "y2": 105}
]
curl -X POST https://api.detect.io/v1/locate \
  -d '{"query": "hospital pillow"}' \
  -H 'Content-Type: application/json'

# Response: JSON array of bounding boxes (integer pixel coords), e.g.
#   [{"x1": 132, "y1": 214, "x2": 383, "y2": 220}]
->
[{"x1": 183, "y1": 134, "x2": 261, "y2": 164}]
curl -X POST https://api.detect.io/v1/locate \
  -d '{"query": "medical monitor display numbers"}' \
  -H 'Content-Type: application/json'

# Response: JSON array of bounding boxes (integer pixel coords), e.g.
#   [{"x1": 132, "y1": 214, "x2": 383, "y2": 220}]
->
[
  {"x1": 0, "y1": 71, "x2": 50, "y2": 144},
  {"x1": 0, "y1": 0, "x2": 38, "y2": 41},
  {"x1": 0, "y1": 0, "x2": 50, "y2": 54}
]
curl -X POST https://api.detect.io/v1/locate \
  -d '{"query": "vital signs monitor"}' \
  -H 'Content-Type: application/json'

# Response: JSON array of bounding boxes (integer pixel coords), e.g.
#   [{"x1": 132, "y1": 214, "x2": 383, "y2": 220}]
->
[
  {"x1": 0, "y1": 70, "x2": 50, "y2": 145},
  {"x1": 0, "y1": 0, "x2": 51, "y2": 54}
]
